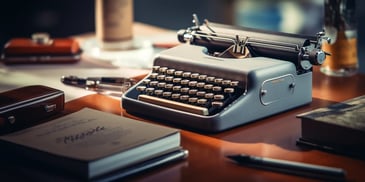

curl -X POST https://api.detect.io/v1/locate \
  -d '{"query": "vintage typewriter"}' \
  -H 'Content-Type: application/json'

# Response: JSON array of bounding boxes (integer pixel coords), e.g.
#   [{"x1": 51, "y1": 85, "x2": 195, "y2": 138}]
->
[{"x1": 122, "y1": 14, "x2": 330, "y2": 132}]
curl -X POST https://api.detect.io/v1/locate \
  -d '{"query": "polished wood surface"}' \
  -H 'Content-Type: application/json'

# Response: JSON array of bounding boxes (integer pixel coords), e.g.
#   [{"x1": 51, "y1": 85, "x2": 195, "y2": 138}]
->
[
  {"x1": 61, "y1": 68, "x2": 365, "y2": 181},
  {"x1": 1, "y1": 21, "x2": 363, "y2": 181}
]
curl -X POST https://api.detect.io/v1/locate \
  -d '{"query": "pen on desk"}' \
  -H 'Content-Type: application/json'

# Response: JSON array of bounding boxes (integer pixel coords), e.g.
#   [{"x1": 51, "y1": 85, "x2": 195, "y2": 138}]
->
[
  {"x1": 61, "y1": 75, "x2": 137, "y2": 86},
  {"x1": 93, "y1": 148, "x2": 188, "y2": 182},
  {"x1": 227, "y1": 154, "x2": 346, "y2": 181},
  {"x1": 60, "y1": 75, "x2": 137, "y2": 93}
]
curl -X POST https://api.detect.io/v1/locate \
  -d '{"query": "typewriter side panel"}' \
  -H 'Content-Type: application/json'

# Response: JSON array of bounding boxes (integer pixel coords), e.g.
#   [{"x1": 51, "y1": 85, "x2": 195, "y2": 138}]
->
[{"x1": 217, "y1": 70, "x2": 312, "y2": 131}]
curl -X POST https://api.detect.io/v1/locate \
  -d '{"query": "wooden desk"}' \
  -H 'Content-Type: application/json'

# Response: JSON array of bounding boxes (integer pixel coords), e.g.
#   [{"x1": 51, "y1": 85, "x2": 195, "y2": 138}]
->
[
  {"x1": 1, "y1": 21, "x2": 363, "y2": 181},
  {"x1": 61, "y1": 68, "x2": 365, "y2": 182}
]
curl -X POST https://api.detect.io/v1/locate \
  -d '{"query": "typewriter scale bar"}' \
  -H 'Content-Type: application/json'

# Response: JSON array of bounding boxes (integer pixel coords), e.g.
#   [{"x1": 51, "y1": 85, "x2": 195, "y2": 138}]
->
[{"x1": 138, "y1": 95, "x2": 209, "y2": 115}]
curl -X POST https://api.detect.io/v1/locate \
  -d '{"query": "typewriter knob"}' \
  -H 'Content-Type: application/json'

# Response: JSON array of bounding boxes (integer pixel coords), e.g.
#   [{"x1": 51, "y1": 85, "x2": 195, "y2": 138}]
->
[
  {"x1": 300, "y1": 47, "x2": 326, "y2": 68},
  {"x1": 309, "y1": 49, "x2": 326, "y2": 65},
  {"x1": 177, "y1": 29, "x2": 193, "y2": 43}
]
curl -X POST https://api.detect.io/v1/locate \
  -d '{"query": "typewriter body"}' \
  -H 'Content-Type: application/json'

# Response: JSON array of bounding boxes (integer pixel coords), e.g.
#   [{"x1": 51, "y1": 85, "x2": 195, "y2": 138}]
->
[{"x1": 122, "y1": 15, "x2": 329, "y2": 132}]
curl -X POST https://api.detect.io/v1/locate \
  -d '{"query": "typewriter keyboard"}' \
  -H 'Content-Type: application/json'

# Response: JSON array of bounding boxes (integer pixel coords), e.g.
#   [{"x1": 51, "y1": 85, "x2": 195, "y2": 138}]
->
[{"x1": 135, "y1": 66, "x2": 245, "y2": 116}]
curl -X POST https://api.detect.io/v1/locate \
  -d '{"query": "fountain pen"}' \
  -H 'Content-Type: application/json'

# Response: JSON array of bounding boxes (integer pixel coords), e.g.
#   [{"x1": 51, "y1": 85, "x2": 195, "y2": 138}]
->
[{"x1": 61, "y1": 75, "x2": 137, "y2": 93}]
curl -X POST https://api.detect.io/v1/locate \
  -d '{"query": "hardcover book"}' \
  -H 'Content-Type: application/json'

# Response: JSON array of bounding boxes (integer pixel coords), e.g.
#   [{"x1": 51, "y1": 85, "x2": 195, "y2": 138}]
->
[
  {"x1": 297, "y1": 95, "x2": 365, "y2": 157},
  {"x1": 0, "y1": 108, "x2": 182, "y2": 179}
]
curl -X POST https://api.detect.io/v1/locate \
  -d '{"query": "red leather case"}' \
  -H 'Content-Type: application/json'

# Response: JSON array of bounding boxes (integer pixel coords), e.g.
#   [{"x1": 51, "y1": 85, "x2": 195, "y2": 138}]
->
[{"x1": 1, "y1": 35, "x2": 82, "y2": 64}]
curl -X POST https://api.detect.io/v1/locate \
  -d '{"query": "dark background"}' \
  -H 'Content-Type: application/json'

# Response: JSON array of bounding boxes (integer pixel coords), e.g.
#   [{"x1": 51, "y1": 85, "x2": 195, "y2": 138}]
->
[
  {"x1": 0, "y1": 0, "x2": 230, "y2": 46},
  {"x1": 0, "y1": 0, "x2": 363, "y2": 73}
]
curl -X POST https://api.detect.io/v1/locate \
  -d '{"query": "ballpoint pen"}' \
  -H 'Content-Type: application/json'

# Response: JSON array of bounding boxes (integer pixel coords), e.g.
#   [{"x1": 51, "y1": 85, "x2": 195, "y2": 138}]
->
[
  {"x1": 61, "y1": 75, "x2": 137, "y2": 93},
  {"x1": 93, "y1": 148, "x2": 188, "y2": 182},
  {"x1": 227, "y1": 154, "x2": 346, "y2": 181}
]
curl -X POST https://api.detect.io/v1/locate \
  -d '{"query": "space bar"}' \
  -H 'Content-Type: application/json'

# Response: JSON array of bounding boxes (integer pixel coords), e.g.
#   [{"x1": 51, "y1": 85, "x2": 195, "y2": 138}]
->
[{"x1": 138, "y1": 95, "x2": 209, "y2": 116}]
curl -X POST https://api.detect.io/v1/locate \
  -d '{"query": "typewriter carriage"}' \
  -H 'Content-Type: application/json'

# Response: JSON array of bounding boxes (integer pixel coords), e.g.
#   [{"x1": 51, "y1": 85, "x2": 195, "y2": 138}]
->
[{"x1": 178, "y1": 14, "x2": 330, "y2": 74}]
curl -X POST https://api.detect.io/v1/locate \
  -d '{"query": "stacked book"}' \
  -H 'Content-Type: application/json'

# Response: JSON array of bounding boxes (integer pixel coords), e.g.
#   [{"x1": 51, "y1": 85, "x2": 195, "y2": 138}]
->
[
  {"x1": 297, "y1": 95, "x2": 365, "y2": 159},
  {"x1": 0, "y1": 108, "x2": 187, "y2": 181}
]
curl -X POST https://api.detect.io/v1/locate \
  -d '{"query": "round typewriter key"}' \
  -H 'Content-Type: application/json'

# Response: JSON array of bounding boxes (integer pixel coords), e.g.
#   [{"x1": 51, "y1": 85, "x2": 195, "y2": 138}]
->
[
  {"x1": 181, "y1": 79, "x2": 190, "y2": 85},
  {"x1": 136, "y1": 86, "x2": 146, "y2": 92},
  {"x1": 198, "y1": 74, "x2": 207, "y2": 81},
  {"x1": 172, "y1": 86, "x2": 182, "y2": 92},
  {"x1": 196, "y1": 91, "x2": 206, "y2": 97},
  {"x1": 149, "y1": 73, "x2": 159, "y2": 79},
  {"x1": 154, "y1": 89, "x2": 163, "y2": 96},
  {"x1": 188, "y1": 81, "x2": 198, "y2": 87},
  {"x1": 157, "y1": 75, "x2": 166, "y2": 81},
  {"x1": 190, "y1": 73, "x2": 200, "y2": 79},
  {"x1": 157, "y1": 82, "x2": 166, "y2": 88},
  {"x1": 159, "y1": 67, "x2": 168, "y2": 73},
  {"x1": 171, "y1": 93, "x2": 181, "y2": 99},
  {"x1": 197, "y1": 82, "x2": 205, "y2": 89},
  {"x1": 180, "y1": 95, "x2": 190, "y2": 101},
  {"x1": 188, "y1": 97, "x2": 198, "y2": 104},
  {"x1": 214, "y1": 94, "x2": 225, "y2": 100},
  {"x1": 224, "y1": 88, "x2": 235, "y2": 93},
  {"x1": 204, "y1": 84, "x2": 214, "y2": 90},
  {"x1": 222, "y1": 80, "x2": 231, "y2": 86},
  {"x1": 197, "y1": 98, "x2": 207, "y2": 105},
  {"x1": 205, "y1": 93, "x2": 214, "y2": 99},
  {"x1": 206, "y1": 76, "x2": 215, "y2": 83},
  {"x1": 162, "y1": 91, "x2": 172, "y2": 98},
  {"x1": 146, "y1": 87, "x2": 155, "y2": 94},
  {"x1": 182, "y1": 72, "x2": 191, "y2": 78},
  {"x1": 142, "y1": 79, "x2": 151, "y2": 85},
  {"x1": 181, "y1": 87, "x2": 190, "y2": 93},
  {"x1": 212, "y1": 101, "x2": 224, "y2": 107},
  {"x1": 214, "y1": 78, "x2": 223, "y2": 84},
  {"x1": 166, "y1": 69, "x2": 175, "y2": 75},
  {"x1": 152, "y1": 66, "x2": 160, "y2": 72},
  {"x1": 149, "y1": 81, "x2": 159, "y2": 87},
  {"x1": 230, "y1": 81, "x2": 239, "y2": 87},
  {"x1": 172, "y1": 78, "x2": 182, "y2": 84},
  {"x1": 165, "y1": 84, "x2": 174, "y2": 90},
  {"x1": 174, "y1": 71, "x2": 183, "y2": 77},
  {"x1": 165, "y1": 76, "x2": 174, "y2": 82},
  {"x1": 212, "y1": 86, "x2": 222, "y2": 92},
  {"x1": 188, "y1": 89, "x2": 198, "y2": 95}
]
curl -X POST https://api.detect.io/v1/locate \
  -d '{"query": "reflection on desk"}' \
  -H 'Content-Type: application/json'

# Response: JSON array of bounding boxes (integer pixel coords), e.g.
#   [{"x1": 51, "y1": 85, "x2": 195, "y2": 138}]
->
[
  {"x1": 56, "y1": 66, "x2": 365, "y2": 181},
  {"x1": 1, "y1": 68, "x2": 365, "y2": 181}
]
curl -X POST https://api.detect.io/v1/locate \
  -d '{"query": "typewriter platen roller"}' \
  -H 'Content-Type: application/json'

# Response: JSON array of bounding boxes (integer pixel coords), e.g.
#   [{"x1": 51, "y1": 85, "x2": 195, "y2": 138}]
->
[{"x1": 122, "y1": 15, "x2": 329, "y2": 132}]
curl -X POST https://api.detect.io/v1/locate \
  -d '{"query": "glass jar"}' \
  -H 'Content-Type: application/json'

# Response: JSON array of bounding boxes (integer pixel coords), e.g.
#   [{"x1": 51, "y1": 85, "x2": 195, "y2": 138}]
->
[{"x1": 320, "y1": 0, "x2": 358, "y2": 77}]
